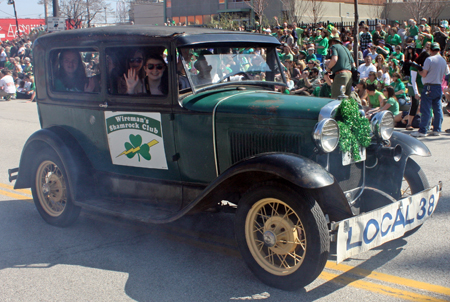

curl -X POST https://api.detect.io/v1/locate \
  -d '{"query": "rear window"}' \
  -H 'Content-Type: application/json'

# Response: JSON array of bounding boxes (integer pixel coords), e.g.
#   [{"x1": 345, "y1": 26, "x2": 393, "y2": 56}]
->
[{"x1": 49, "y1": 48, "x2": 100, "y2": 93}]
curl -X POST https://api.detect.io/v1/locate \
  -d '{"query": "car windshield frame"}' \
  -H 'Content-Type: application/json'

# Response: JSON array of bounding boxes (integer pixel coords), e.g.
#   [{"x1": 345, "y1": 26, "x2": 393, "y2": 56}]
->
[{"x1": 179, "y1": 45, "x2": 287, "y2": 95}]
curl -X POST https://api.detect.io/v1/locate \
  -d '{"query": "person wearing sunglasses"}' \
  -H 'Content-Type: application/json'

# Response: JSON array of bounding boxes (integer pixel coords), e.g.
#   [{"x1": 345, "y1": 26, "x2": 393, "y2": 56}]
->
[
  {"x1": 119, "y1": 49, "x2": 145, "y2": 94},
  {"x1": 143, "y1": 54, "x2": 168, "y2": 95}
]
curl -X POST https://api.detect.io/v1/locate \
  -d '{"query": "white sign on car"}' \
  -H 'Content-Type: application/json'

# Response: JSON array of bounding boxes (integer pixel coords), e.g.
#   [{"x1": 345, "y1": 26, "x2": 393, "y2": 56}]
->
[
  {"x1": 104, "y1": 111, "x2": 168, "y2": 170},
  {"x1": 336, "y1": 185, "x2": 440, "y2": 263}
]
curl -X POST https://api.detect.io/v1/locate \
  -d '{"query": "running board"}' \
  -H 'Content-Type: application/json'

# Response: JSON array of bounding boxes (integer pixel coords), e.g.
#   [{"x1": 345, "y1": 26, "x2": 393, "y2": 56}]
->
[{"x1": 74, "y1": 199, "x2": 178, "y2": 224}]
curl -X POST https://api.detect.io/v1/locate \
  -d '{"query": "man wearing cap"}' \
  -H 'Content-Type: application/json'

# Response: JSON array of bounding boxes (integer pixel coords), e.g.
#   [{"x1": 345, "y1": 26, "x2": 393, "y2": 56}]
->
[
  {"x1": 411, "y1": 43, "x2": 449, "y2": 137},
  {"x1": 326, "y1": 37, "x2": 355, "y2": 98}
]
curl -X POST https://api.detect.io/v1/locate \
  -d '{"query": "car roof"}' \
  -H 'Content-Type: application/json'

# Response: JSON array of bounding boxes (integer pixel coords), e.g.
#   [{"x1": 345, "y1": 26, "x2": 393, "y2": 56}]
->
[{"x1": 34, "y1": 25, "x2": 281, "y2": 49}]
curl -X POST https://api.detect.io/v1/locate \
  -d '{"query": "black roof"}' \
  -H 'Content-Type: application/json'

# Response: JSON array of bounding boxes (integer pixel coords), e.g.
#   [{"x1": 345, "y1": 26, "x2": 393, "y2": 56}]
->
[{"x1": 35, "y1": 25, "x2": 281, "y2": 48}]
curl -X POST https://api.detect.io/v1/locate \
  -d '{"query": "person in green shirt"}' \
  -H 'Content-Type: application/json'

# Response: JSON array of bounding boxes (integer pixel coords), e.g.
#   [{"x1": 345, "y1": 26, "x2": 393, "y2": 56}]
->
[
  {"x1": 293, "y1": 22, "x2": 304, "y2": 47},
  {"x1": 306, "y1": 47, "x2": 317, "y2": 62},
  {"x1": 4, "y1": 57, "x2": 14, "y2": 71},
  {"x1": 366, "y1": 83, "x2": 385, "y2": 109},
  {"x1": 420, "y1": 29, "x2": 433, "y2": 46},
  {"x1": 316, "y1": 30, "x2": 329, "y2": 62},
  {"x1": 390, "y1": 72, "x2": 407, "y2": 106},
  {"x1": 407, "y1": 19, "x2": 419, "y2": 38},
  {"x1": 386, "y1": 28, "x2": 402, "y2": 46},
  {"x1": 389, "y1": 45, "x2": 404, "y2": 62},
  {"x1": 367, "y1": 86, "x2": 402, "y2": 122}
]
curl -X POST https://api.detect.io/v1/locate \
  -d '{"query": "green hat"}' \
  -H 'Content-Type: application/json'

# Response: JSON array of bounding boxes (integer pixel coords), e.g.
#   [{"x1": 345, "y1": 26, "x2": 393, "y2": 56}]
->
[
  {"x1": 300, "y1": 50, "x2": 307, "y2": 56},
  {"x1": 430, "y1": 42, "x2": 440, "y2": 51},
  {"x1": 391, "y1": 58, "x2": 399, "y2": 66},
  {"x1": 394, "y1": 20, "x2": 399, "y2": 24}
]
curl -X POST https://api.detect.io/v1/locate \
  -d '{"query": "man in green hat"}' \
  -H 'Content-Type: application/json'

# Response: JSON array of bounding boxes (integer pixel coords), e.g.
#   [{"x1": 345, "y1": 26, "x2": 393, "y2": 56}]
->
[{"x1": 325, "y1": 37, "x2": 355, "y2": 98}]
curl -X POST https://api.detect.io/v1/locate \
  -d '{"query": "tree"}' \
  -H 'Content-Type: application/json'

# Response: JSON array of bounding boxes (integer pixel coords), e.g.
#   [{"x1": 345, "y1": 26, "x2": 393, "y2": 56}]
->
[
  {"x1": 39, "y1": 0, "x2": 110, "y2": 27},
  {"x1": 246, "y1": 0, "x2": 269, "y2": 33},
  {"x1": 278, "y1": 0, "x2": 309, "y2": 24},
  {"x1": 308, "y1": 0, "x2": 325, "y2": 24},
  {"x1": 404, "y1": 0, "x2": 449, "y2": 21}
]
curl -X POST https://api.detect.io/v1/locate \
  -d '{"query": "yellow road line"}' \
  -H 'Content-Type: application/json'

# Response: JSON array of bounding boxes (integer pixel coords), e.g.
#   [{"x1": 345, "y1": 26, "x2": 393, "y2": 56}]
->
[
  {"x1": 83, "y1": 212, "x2": 450, "y2": 301},
  {"x1": 0, "y1": 183, "x2": 32, "y2": 196},
  {"x1": 326, "y1": 262, "x2": 450, "y2": 297},
  {"x1": 319, "y1": 271, "x2": 449, "y2": 302},
  {"x1": 0, "y1": 189, "x2": 32, "y2": 200}
]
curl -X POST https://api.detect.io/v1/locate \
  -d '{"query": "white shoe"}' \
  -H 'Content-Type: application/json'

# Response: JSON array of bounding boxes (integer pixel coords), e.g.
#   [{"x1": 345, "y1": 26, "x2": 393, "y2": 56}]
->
[
  {"x1": 428, "y1": 131, "x2": 440, "y2": 136},
  {"x1": 411, "y1": 131, "x2": 426, "y2": 137}
]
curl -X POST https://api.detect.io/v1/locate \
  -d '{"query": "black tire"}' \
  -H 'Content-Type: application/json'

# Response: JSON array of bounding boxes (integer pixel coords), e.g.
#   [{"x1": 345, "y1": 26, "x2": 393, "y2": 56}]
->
[
  {"x1": 31, "y1": 149, "x2": 81, "y2": 227},
  {"x1": 402, "y1": 158, "x2": 429, "y2": 236},
  {"x1": 235, "y1": 182, "x2": 329, "y2": 290}
]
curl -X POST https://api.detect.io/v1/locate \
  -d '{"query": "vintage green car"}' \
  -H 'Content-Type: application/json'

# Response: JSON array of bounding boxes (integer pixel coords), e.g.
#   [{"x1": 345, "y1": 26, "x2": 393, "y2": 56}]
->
[{"x1": 9, "y1": 26, "x2": 440, "y2": 290}]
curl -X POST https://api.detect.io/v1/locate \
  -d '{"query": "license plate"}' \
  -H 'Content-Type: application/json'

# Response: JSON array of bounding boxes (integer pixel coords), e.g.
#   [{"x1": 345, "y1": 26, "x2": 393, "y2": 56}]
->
[
  {"x1": 336, "y1": 185, "x2": 440, "y2": 263},
  {"x1": 342, "y1": 147, "x2": 366, "y2": 166}
]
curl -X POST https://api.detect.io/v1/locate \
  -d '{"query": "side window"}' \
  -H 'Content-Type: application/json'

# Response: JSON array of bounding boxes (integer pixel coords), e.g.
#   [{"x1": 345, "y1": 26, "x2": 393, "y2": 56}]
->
[
  {"x1": 106, "y1": 46, "x2": 168, "y2": 96},
  {"x1": 50, "y1": 48, "x2": 100, "y2": 93}
]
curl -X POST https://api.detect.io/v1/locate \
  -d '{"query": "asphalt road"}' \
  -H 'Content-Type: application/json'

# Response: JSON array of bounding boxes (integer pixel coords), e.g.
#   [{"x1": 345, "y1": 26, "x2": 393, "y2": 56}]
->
[{"x1": 0, "y1": 99, "x2": 449, "y2": 302}]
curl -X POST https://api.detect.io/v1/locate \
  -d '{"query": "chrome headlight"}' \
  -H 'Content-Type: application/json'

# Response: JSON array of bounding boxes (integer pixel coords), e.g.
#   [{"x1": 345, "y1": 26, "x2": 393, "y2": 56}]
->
[
  {"x1": 313, "y1": 118, "x2": 340, "y2": 153},
  {"x1": 371, "y1": 111, "x2": 394, "y2": 140}
]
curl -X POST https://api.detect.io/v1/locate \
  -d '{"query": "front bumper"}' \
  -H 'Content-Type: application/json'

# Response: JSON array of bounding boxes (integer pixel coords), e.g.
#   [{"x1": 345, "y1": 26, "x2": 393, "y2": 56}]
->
[{"x1": 333, "y1": 182, "x2": 442, "y2": 263}]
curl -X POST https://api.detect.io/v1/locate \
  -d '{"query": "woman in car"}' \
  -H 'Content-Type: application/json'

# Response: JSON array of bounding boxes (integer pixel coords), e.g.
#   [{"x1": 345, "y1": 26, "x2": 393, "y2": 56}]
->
[
  {"x1": 119, "y1": 48, "x2": 146, "y2": 94},
  {"x1": 143, "y1": 54, "x2": 168, "y2": 95},
  {"x1": 54, "y1": 49, "x2": 95, "y2": 92}
]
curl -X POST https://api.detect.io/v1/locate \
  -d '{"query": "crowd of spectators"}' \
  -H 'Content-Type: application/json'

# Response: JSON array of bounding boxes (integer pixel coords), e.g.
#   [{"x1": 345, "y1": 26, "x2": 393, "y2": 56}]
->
[
  {"x1": 0, "y1": 30, "x2": 38, "y2": 101},
  {"x1": 263, "y1": 17, "x2": 450, "y2": 133}
]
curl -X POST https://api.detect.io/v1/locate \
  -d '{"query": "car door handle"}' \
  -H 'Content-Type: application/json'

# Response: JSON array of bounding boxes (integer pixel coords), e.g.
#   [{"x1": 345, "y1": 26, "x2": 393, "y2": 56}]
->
[{"x1": 99, "y1": 102, "x2": 108, "y2": 108}]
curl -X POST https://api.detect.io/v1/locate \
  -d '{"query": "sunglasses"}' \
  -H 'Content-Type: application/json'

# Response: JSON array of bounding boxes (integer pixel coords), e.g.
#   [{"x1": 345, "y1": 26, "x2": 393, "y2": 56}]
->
[
  {"x1": 129, "y1": 58, "x2": 143, "y2": 63},
  {"x1": 147, "y1": 63, "x2": 165, "y2": 70}
]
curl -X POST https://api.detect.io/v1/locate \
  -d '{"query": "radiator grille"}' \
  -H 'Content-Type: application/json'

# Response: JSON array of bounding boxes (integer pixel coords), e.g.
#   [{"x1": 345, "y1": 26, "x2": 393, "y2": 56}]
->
[{"x1": 229, "y1": 131, "x2": 301, "y2": 164}]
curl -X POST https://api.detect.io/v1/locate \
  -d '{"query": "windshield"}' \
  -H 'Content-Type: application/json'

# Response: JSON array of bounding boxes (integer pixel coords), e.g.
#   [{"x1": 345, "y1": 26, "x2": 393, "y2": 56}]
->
[{"x1": 178, "y1": 46, "x2": 285, "y2": 93}]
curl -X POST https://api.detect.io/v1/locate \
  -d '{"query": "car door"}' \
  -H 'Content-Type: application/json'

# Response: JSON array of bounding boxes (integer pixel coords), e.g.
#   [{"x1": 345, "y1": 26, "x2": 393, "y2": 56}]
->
[{"x1": 39, "y1": 42, "x2": 182, "y2": 212}]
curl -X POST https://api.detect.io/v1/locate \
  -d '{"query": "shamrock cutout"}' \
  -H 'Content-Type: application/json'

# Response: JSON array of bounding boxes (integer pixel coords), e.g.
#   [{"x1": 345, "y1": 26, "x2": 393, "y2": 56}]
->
[{"x1": 124, "y1": 134, "x2": 151, "y2": 162}]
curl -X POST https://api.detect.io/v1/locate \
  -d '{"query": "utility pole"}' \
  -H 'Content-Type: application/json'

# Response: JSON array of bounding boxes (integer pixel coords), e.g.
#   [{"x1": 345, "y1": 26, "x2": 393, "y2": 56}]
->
[
  {"x1": 7, "y1": 0, "x2": 20, "y2": 37},
  {"x1": 104, "y1": 7, "x2": 107, "y2": 24},
  {"x1": 353, "y1": 0, "x2": 359, "y2": 67},
  {"x1": 44, "y1": 0, "x2": 48, "y2": 26},
  {"x1": 53, "y1": 0, "x2": 59, "y2": 17}
]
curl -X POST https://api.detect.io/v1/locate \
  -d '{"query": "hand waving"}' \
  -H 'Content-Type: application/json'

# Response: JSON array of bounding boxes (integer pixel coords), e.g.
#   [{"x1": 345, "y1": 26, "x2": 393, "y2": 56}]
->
[{"x1": 124, "y1": 68, "x2": 139, "y2": 94}]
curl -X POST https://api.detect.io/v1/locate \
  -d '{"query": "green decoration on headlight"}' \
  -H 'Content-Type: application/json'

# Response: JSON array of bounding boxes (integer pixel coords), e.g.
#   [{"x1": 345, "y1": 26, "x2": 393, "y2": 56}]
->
[{"x1": 336, "y1": 98, "x2": 371, "y2": 161}]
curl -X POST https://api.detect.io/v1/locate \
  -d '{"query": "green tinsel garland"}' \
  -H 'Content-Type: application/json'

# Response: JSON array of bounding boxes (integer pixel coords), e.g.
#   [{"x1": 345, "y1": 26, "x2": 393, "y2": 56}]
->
[{"x1": 336, "y1": 98, "x2": 371, "y2": 161}]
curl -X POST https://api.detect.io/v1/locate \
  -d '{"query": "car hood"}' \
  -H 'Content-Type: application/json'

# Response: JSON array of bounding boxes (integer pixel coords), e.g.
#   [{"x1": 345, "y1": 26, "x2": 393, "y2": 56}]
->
[{"x1": 181, "y1": 88, "x2": 335, "y2": 120}]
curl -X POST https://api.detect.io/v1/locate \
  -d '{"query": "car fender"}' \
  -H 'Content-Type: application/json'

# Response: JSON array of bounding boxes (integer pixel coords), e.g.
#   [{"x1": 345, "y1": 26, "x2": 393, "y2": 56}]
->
[
  {"x1": 14, "y1": 127, "x2": 93, "y2": 201},
  {"x1": 391, "y1": 131, "x2": 431, "y2": 158},
  {"x1": 184, "y1": 153, "x2": 354, "y2": 222},
  {"x1": 365, "y1": 131, "x2": 431, "y2": 200}
]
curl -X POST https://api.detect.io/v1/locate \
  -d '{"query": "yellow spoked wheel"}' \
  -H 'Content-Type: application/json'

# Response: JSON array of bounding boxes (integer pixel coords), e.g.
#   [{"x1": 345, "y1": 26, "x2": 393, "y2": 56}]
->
[
  {"x1": 36, "y1": 160, "x2": 67, "y2": 217},
  {"x1": 235, "y1": 182, "x2": 329, "y2": 290},
  {"x1": 32, "y1": 150, "x2": 81, "y2": 227},
  {"x1": 245, "y1": 198, "x2": 306, "y2": 276}
]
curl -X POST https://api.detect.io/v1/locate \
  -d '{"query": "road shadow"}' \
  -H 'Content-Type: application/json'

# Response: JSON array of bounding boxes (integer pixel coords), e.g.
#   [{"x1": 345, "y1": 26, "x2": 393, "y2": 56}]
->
[{"x1": 0, "y1": 198, "x2": 446, "y2": 302}]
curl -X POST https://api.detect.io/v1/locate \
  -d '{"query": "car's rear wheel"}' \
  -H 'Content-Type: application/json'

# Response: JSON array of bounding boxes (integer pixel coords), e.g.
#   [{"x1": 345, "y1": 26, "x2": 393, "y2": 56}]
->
[
  {"x1": 235, "y1": 182, "x2": 329, "y2": 290},
  {"x1": 32, "y1": 150, "x2": 81, "y2": 227}
]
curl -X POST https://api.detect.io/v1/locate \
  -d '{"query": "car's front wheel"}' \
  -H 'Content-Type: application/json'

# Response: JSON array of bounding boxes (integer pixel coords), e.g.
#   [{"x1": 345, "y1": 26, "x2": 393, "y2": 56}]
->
[
  {"x1": 235, "y1": 182, "x2": 329, "y2": 290},
  {"x1": 32, "y1": 150, "x2": 81, "y2": 227}
]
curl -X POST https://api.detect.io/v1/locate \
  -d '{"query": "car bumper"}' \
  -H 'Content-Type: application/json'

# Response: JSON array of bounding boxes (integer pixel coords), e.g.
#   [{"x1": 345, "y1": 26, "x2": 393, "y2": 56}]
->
[{"x1": 334, "y1": 182, "x2": 442, "y2": 263}]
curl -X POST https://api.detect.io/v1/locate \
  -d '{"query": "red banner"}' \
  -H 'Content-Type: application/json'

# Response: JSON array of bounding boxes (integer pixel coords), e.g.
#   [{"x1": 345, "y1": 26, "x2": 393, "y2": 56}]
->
[{"x1": 0, "y1": 19, "x2": 45, "y2": 41}]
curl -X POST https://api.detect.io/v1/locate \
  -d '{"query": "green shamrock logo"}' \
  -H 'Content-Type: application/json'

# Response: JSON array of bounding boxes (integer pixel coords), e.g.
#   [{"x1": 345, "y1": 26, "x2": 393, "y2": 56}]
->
[{"x1": 116, "y1": 134, "x2": 159, "y2": 161}]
